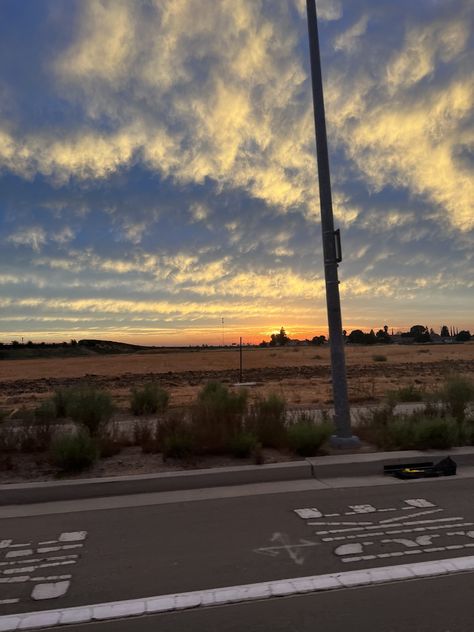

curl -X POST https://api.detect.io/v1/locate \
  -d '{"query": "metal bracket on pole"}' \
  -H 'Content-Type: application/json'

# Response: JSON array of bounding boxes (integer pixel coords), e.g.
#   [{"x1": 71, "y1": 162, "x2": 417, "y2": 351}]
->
[{"x1": 334, "y1": 229, "x2": 342, "y2": 263}]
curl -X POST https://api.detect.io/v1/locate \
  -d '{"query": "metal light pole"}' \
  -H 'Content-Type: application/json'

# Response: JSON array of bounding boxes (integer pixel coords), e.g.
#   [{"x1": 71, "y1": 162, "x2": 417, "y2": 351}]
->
[{"x1": 306, "y1": 0, "x2": 359, "y2": 447}]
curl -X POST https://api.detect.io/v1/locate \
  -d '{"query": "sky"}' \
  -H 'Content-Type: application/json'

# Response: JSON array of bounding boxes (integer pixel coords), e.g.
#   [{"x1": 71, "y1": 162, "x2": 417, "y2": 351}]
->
[{"x1": 0, "y1": 0, "x2": 472, "y2": 346}]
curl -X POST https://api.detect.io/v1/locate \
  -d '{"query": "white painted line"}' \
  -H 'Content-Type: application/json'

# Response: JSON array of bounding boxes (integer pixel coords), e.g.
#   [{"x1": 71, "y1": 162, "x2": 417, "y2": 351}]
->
[
  {"x1": 0, "y1": 554, "x2": 80, "y2": 567},
  {"x1": 313, "y1": 516, "x2": 464, "y2": 534},
  {"x1": 5, "y1": 550, "x2": 33, "y2": 559},
  {"x1": 294, "y1": 508, "x2": 322, "y2": 520},
  {"x1": 321, "y1": 522, "x2": 474, "y2": 542},
  {"x1": 308, "y1": 522, "x2": 373, "y2": 526},
  {"x1": 37, "y1": 547, "x2": 60, "y2": 554},
  {"x1": 0, "y1": 600, "x2": 19, "y2": 605},
  {"x1": 404, "y1": 499, "x2": 436, "y2": 508},
  {"x1": 1, "y1": 557, "x2": 473, "y2": 630},
  {"x1": 3, "y1": 567, "x2": 35, "y2": 575},
  {"x1": 29, "y1": 575, "x2": 71, "y2": 582},
  {"x1": 341, "y1": 543, "x2": 474, "y2": 563},
  {"x1": 379, "y1": 509, "x2": 442, "y2": 524},
  {"x1": 6, "y1": 544, "x2": 31, "y2": 549},
  {"x1": 38, "y1": 541, "x2": 57, "y2": 546},
  {"x1": 0, "y1": 540, "x2": 13, "y2": 548}
]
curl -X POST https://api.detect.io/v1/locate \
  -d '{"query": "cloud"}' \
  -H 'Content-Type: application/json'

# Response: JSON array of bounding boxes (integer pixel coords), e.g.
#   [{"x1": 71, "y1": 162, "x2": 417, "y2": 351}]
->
[{"x1": 7, "y1": 227, "x2": 47, "y2": 251}]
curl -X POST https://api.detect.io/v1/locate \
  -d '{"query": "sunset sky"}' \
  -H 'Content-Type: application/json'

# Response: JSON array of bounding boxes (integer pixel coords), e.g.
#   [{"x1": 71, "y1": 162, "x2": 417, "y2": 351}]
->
[{"x1": 0, "y1": 0, "x2": 472, "y2": 346}]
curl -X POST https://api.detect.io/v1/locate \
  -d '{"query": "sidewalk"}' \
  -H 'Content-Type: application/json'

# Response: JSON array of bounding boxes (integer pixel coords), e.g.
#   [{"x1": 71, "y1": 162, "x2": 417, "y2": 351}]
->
[{"x1": 2, "y1": 446, "x2": 474, "y2": 505}]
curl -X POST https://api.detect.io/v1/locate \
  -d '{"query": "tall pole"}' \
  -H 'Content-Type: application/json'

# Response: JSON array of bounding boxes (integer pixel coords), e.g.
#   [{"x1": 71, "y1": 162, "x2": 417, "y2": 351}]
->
[
  {"x1": 306, "y1": 0, "x2": 359, "y2": 447},
  {"x1": 239, "y1": 336, "x2": 243, "y2": 383}
]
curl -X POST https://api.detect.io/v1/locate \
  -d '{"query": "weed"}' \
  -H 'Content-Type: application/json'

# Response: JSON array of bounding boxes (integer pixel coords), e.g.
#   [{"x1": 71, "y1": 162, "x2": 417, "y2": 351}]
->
[
  {"x1": 50, "y1": 430, "x2": 98, "y2": 472},
  {"x1": 191, "y1": 382, "x2": 247, "y2": 453},
  {"x1": 440, "y1": 375, "x2": 474, "y2": 423},
  {"x1": 228, "y1": 432, "x2": 257, "y2": 458},
  {"x1": 413, "y1": 417, "x2": 458, "y2": 450},
  {"x1": 287, "y1": 418, "x2": 332, "y2": 456},
  {"x1": 372, "y1": 354, "x2": 387, "y2": 362},
  {"x1": 34, "y1": 399, "x2": 57, "y2": 422},
  {"x1": 246, "y1": 393, "x2": 287, "y2": 448},
  {"x1": 388, "y1": 384, "x2": 424, "y2": 403},
  {"x1": 53, "y1": 388, "x2": 74, "y2": 418},
  {"x1": 130, "y1": 384, "x2": 169, "y2": 416},
  {"x1": 66, "y1": 388, "x2": 114, "y2": 436}
]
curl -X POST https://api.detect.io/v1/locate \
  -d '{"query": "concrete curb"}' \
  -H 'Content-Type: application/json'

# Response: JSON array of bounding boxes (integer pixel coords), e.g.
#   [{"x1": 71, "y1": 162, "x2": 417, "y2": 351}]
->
[{"x1": 2, "y1": 447, "x2": 474, "y2": 506}]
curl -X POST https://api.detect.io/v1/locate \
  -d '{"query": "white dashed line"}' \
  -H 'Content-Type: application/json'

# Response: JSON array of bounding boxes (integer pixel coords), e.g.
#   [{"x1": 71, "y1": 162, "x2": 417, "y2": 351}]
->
[{"x1": 0, "y1": 556, "x2": 473, "y2": 631}]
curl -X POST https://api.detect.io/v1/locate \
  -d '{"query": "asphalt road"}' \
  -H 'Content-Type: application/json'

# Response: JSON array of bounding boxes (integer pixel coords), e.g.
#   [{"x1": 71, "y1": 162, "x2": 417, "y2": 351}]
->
[{"x1": 1, "y1": 475, "x2": 474, "y2": 629}]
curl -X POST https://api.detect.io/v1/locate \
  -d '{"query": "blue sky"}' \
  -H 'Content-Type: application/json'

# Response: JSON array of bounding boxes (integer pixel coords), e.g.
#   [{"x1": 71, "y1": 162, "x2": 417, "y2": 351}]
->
[{"x1": 0, "y1": 0, "x2": 472, "y2": 345}]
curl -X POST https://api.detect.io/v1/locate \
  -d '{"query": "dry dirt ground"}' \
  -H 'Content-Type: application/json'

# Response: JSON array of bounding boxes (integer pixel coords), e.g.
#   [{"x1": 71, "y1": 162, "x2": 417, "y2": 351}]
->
[{"x1": 1, "y1": 342, "x2": 473, "y2": 412}]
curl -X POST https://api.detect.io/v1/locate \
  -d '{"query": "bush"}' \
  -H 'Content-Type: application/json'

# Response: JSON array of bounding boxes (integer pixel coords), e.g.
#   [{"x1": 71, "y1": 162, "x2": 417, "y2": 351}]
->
[
  {"x1": 287, "y1": 418, "x2": 332, "y2": 456},
  {"x1": 66, "y1": 388, "x2": 114, "y2": 435},
  {"x1": 53, "y1": 388, "x2": 74, "y2": 418},
  {"x1": 389, "y1": 384, "x2": 424, "y2": 403},
  {"x1": 440, "y1": 375, "x2": 474, "y2": 423},
  {"x1": 191, "y1": 382, "x2": 247, "y2": 453},
  {"x1": 229, "y1": 432, "x2": 257, "y2": 458},
  {"x1": 413, "y1": 418, "x2": 458, "y2": 450},
  {"x1": 157, "y1": 413, "x2": 196, "y2": 460},
  {"x1": 50, "y1": 430, "x2": 98, "y2": 472},
  {"x1": 372, "y1": 354, "x2": 387, "y2": 362},
  {"x1": 34, "y1": 399, "x2": 57, "y2": 422},
  {"x1": 246, "y1": 393, "x2": 287, "y2": 448},
  {"x1": 130, "y1": 384, "x2": 169, "y2": 416}
]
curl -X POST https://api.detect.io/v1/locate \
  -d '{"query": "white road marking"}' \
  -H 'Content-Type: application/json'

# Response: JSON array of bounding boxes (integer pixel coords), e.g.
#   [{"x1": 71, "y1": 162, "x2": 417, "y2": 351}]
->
[
  {"x1": 29, "y1": 575, "x2": 71, "y2": 582},
  {"x1": 321, "y1": 522, "x2": 474, "y2": 542},
  {"x1": 307, "y1": 522, "x2": 373, "y2": 526},
  {"x1": 31, "y1": 581, "x2": 71, "y2": 601},
  {"x1": 341, "y1": 542, "x2": 474, "y2": 563},
  {"x1": 254, "y1": 533, "x2": 319, "y2": 566},
  {"x1": 59, "y1": 532, "x2": 87, "y2": 542},
  {"x1": 0, "y1": 599, "x2": 19, "y2": 605},
  {"x1": 0, "y1": 540, "x2": 12, "y2": 548},
  {"x1": 294, "y1": 508, "x2": 322, "y2": 520},
  {"x1": 379, "y1": 509, "x2": 442, "y2": 524},
  {"x1": 314, "y1": 516, "x2": 463, "y2": 534},
  {"x1": 1, "y1": 556, "x2": 473, "y2": 631},
  {"x1": 5, "y1": 550, "x2": 33, "y2": 559},
  {"x1": 404, "y1": 499, "x2": 436, "y2": 508}
]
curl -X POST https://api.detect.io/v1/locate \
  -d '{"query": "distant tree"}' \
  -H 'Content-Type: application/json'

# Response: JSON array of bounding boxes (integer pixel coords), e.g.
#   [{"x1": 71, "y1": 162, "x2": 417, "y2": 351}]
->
[
  {"x1": 11, "y1": 340, "x2": 20, "y2": 347},
  {"x1": 383, "y1": 325, "x2": 389, "y2": 335},
  {"x1": 311, "y1": 335, "x2": 326, "y2": 345},
  {"x1": 455, "y1": 330, "x2": 471, "y2": 342},
  {"x1": 415, "y1": 331, "x2": 432, "y2": 343},
  {"x1": 269, "y1": 327, "x2": 290, "y2": 346},
  {"x1": 347, "y1": 330, "x2": 366, "y2": 344},
  {"x1": 440, "y1": 325, "x2": 450, "y2": 338},
  {"x1": 259, "y1": 340, "x2": 268, "y2": 347},
  {"x1": 376, "y1": 329, "x2": 391, "y2": 343},
  {"x1": 410, "y1": 325, "x2": 426, "y2": 337},
  {"x1": 70, "y1": 339, "x2": 78, "y2": 346},
  {"x1": 26, "y1": 340, "x2": 34, "y2": 347}
]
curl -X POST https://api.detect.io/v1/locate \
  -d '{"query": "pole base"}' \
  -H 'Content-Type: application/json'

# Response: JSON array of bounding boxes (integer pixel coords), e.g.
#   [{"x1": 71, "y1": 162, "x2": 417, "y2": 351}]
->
[{"x1": 329, "y1": 434, "x2": 361, "y2": 449}]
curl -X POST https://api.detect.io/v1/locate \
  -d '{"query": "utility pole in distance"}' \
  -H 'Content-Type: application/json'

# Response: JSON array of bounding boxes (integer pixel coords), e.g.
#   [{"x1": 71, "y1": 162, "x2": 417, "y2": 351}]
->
[{"x1": 306, "y1": 0, "x2": 359, "y2": 448}]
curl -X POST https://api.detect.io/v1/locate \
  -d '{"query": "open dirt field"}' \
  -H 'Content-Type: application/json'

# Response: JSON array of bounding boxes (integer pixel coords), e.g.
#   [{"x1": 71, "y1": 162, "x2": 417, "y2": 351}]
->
[{"x1": 1, "y1": 343, "x2": 473, "y2": 411}]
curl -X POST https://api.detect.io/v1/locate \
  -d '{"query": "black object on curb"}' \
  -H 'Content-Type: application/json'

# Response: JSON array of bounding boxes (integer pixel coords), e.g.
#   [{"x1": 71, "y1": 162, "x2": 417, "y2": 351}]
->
[{"x1": 384, "y1": 457, "x2": 457, "y2": 479}]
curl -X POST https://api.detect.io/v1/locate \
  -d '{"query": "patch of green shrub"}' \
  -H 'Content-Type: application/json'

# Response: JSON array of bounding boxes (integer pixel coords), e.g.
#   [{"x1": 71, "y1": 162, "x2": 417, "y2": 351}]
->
[
  {"x1": 66, "y1": 388, "x2": 114, "y2": 436},
  {"x1": 440, "y1": 375, "x2": 474, "y2": 423},
  {"x1": 34, "y1": 399, "x2": 57, "y2": 422},
  {"x1": 413, "y1": 417, "x2": 458, "y2": 450},
  {"x1": 287, "y1": 419, "x2": 332, "y2": 456},
  {"x1": 228, "y1": 432, "x2": 257, "y2": 458},
  {"x1": 50, "y1": 430, "x2": 98, "y2": 472},
  {"x1": 246, "y1": 393, "x2": 287, "y2": 448},
  {"x1": 191, "y1": 382, "x2": 247, "y2": 453},
  {"x1": 157, "y1": 413, "x2": 195, "y2": 460},
  {"x1": 389, "y1": 384, "x2": 424, "y2": 403},
  {"x1": 130, "y1": 384, "x2": 169, "y2": 416},
  {"x1": 53, "y1": 388, "x2": 74, "y2": 418}
]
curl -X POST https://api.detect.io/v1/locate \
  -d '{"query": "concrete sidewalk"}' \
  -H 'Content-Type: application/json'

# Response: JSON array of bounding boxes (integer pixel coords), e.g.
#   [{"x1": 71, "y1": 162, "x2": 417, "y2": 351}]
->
[{"x1": 2, "y1": 446, "x2": 474, "y2": 505}]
